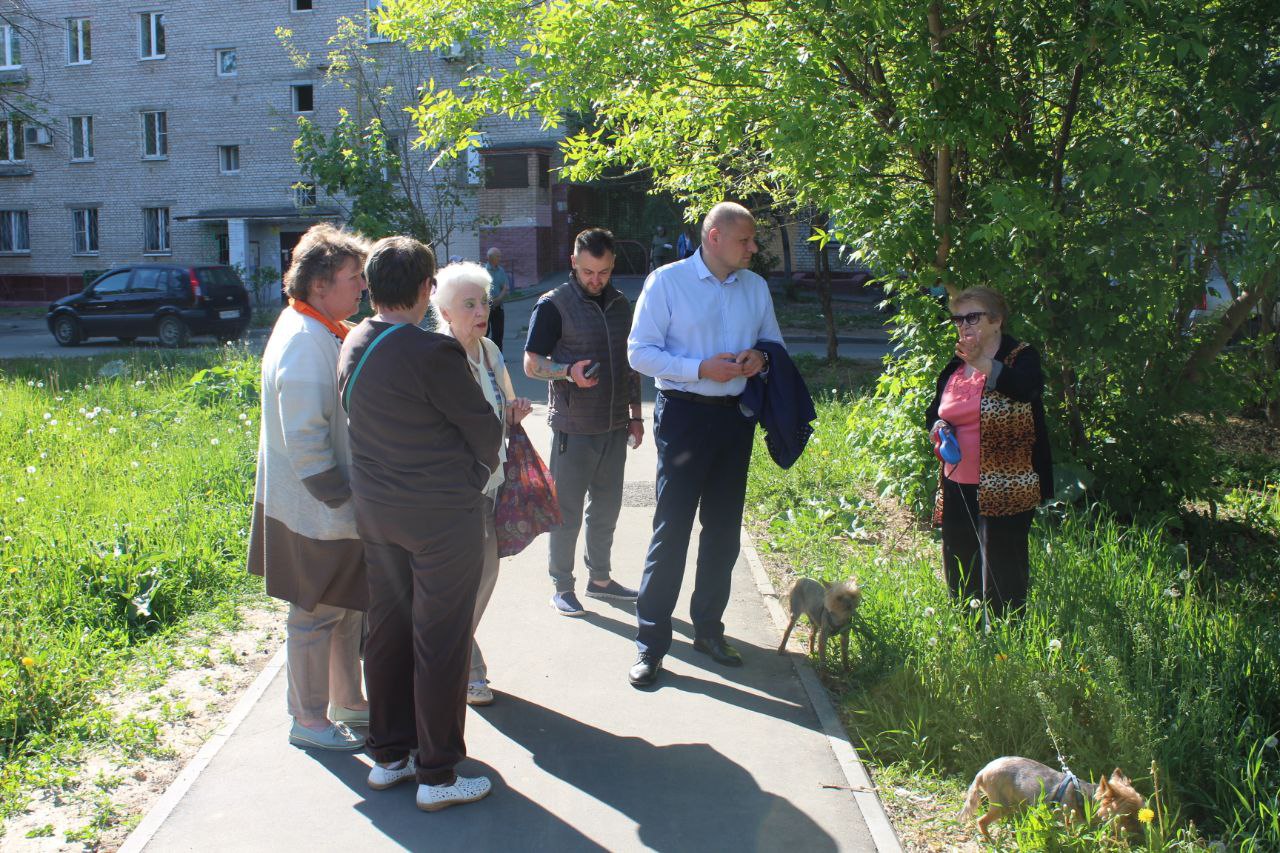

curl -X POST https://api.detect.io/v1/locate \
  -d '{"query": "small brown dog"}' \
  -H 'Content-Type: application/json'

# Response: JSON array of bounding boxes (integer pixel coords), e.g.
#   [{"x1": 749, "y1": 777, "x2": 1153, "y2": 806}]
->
[
  {"x1": 776, "y1": 577, "x2": 861, "y2": 667},
  {"x1": 958, "y1": 756, "x2": 1146, "y2": 841}
]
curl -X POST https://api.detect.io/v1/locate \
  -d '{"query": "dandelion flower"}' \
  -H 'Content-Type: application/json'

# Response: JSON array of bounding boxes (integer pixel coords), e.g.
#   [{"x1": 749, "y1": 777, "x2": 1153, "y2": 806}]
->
[
  {"x1": 15, "y1": 496, "x2": 25, "y2": 504},
  {"x1": 39, "y1": 452, "x2": 46, "y2": 459},
  {"x1": 995, "y1": 653, "x2": 1008, "y2": 662},
  {"x1": 27, "y1": 380, "x2": 33, "y2": 386},
  {"x1": 927, "y1": 636, "x2": 939, "y2": 646},
  {"x1": 20, "y1": 656, "x2": 34, "y2": 668},
  {"x1": 1265, "y1": 735, "x2": 1278, "y2": 750},
  {"x1": 108, "y1": 427, "x2": 117, "y2": 435},
  {"x1": 969, "y1": 598, "x2": 981, "y2": 610},
  {"x1": 42, "y1": 412, "x2": 50, "y2": 420},
  {"x1": 1048, "y1": 638, "x2": 1062, "y2": 652},
  {"x1": 2, "y1": 535, "x2": 10, "y2": 542},
  {"x1": 25, "y1": 466, "x2": 35, "y2": 474},
  {"x1": 131, "y1": 461, "x2": 140, "y2": 469},
  {"x1": 1137, "y1": 808, "x2": 1154, "y2": 824},
  {"x1": 1179, "y1": 569, "x2": 1191, "y2": 581},
  {"x1": 923, "y1": 607, "x2": 936, "y2": 618},
  {"x1": 36, "y1": 381, "x2": 43, "y2": 388},
  {"x1": 6, "y1": 567, "x2": 16, "y2": 574},
  {"x1": 49, "y1": 419, "x2": 57, "y2": 426},
  {"x1": 210, "y1": 438, "x2": 220, "y2": 446}
]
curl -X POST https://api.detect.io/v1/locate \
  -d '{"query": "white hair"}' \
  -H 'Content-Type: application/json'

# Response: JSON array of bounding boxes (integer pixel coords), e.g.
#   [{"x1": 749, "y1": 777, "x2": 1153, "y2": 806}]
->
[{"x1": 431, "y1": 261, "x2": 493, "y2": 331}]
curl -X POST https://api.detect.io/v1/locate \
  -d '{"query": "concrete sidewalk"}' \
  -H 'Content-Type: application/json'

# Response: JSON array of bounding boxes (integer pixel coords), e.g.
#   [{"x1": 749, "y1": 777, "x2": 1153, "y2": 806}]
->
[{"x1": 122, "y1": 314, "x2": 899, "y2": 853}]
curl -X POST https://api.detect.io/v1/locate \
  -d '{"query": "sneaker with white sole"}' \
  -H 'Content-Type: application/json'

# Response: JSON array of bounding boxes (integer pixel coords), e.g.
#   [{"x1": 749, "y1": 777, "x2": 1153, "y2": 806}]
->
[
  {"x1": 584, "y1": 579, "x2": 639, "y2": 601},
  {"x1": 416, "y1": 775, "x2": 492, "y2": 812},
  {"x1": 466, "y1": 681, "x2": 494, "y2": 706},
  {"x1": 368, "y1": 757, "x2": 416, "y2": 791},
  {"x1": 550, "y1": 590, "x2": 586, "y2": 617},
  {"x1": 288, "y1": 720, "x2": 364, "y2": 751}
]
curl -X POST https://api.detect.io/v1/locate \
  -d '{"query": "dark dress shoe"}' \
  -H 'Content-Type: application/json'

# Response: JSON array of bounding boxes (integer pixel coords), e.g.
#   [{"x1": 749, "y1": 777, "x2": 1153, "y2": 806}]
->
[
  {"x1": 628, "y1": 654, "x2": 662, "y2": 687},
  {"x1": 693, "y1": 636, "x2": 743, "y2": 667}
]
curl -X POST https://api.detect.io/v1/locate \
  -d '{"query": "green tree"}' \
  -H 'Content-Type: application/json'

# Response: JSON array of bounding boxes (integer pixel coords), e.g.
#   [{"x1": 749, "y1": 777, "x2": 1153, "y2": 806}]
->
[
  {"x1": 380, "y1": 0, "x2": 1279, "y2": 511},
  {"x1": 278, "y1": 17, "x2": 478, "y2": 255}
]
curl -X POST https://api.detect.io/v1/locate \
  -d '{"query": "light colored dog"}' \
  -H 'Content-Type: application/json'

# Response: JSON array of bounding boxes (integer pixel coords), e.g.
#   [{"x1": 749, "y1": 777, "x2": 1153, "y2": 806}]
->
[
  {"x1": 958, "y1": 756, "x2": 1146, "y2": 841},
  {"x1": 776, "y1": 577, "x2": 861, "y2": 667}
]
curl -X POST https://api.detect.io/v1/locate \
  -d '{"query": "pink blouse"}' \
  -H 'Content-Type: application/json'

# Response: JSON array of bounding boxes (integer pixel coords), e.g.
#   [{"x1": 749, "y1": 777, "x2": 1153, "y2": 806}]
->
[{"x1": 936, "y1": 368, "x2": 985, "y2": 484}]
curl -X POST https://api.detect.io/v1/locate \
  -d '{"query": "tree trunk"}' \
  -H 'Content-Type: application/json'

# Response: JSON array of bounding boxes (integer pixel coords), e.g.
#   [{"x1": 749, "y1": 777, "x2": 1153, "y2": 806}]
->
[
  {"x1": 817, "y1": 242, "x2": 838, "y2": 362},
  {"x1": 1181, "y1": 262, "x2": 1278, "y2": 385},
  {"x1": 774, "y1": 212, "x2": 796, "y2": 301},
  {"x1": 1261, "y1": 294, "x2": 1280, "y2": 425}
]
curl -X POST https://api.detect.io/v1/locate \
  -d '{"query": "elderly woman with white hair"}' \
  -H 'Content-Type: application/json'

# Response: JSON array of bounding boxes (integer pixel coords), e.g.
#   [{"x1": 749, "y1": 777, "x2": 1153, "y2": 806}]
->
[{"x1": 432, "y1": 261, "x2": 533, "y2": 706}]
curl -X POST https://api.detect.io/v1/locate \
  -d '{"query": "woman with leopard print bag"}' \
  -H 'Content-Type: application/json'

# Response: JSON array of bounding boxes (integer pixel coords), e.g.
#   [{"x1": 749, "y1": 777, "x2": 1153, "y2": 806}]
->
[{"x1": 924, "y1": 287, "x2": 1054, "y2": 617}]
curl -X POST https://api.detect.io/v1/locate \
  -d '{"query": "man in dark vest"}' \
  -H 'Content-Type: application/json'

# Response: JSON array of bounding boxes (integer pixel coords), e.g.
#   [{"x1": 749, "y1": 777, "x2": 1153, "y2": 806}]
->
[{"x1": 524, "y1": 228, "x2": 645, "y2": 616}]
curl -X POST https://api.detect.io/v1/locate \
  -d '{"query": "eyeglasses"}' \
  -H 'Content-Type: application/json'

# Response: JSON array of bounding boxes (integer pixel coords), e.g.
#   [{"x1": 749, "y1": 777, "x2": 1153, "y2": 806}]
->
[{"x1": 948, "y1": 311, "x2": 990, "y2": 327}]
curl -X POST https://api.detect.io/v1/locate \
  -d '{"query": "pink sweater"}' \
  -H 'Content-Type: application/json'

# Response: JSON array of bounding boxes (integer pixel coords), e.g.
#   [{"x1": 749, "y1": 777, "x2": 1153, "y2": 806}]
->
[{"x1": 936, "y1": 368, "x2": 985, "y2": 484}]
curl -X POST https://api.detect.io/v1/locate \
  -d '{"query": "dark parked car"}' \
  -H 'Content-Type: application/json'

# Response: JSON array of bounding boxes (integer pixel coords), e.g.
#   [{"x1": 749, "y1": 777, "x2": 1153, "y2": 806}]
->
[{"x1": 47, "y1": 264, "x2": 251, "y2": 348}]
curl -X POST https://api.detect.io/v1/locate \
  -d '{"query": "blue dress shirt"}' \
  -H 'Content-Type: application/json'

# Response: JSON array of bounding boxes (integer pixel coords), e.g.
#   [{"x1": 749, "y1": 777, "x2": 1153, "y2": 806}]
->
[{"x1": 628, "y1": 249, "x2": 784, "y2": 396}]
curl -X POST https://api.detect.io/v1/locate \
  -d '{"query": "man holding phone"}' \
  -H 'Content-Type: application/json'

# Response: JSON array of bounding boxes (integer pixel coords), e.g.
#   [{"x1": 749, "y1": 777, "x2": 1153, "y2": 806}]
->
[{"x1": 524, "y1": 228, "x2": 645, "y2": 616}]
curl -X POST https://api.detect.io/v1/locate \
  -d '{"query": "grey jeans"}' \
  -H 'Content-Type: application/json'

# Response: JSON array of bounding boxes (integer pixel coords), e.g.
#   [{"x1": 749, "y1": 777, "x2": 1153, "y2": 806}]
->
[{"x1": 547, "y1": 427, "x2": 627, "y2": 591}]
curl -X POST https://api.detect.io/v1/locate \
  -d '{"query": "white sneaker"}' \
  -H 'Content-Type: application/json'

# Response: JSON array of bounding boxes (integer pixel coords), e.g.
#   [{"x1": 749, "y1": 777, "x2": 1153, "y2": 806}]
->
[
  {"x1": 466, "y1": 681, "x2": 494, "y2": 706},
  {"x1": 367, "y1": 757, "x2": 417, "y2": 791},
  {"x1": 416, "y1": 775, "x2": 492, "y2": 812}
]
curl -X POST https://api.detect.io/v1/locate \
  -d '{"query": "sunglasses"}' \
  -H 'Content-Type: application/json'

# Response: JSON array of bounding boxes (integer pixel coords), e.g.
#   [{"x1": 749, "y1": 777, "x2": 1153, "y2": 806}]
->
[{"x1": 948, "y1": 311, "x2": 990, "y2": 327}]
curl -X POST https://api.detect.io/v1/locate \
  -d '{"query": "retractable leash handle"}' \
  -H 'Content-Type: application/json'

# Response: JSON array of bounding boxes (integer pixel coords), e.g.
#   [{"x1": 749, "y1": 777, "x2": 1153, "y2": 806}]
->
[{"x1": 936, "y1": 424, "x2": 962, "y2": 465}]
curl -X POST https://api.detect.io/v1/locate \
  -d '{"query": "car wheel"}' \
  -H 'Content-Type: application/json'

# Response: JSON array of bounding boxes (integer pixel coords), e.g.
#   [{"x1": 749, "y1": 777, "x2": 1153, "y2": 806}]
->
[
  {"x1": 157, "y1": 316, "x2": 190, "y2": 348},
  {"x1": 52, "y1": 315, "x2": 84, "y2": 347},
  {"x1": 117, "y1": 336, "x2": 137, "y2": 344}
]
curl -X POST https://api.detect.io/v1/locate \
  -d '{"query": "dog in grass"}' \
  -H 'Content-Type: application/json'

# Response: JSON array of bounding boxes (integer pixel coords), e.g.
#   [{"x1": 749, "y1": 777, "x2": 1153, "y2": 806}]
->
[
  {"x1": 776, "y1": 577, "x2": 861, "y2": 667},
  {"x1": 958, "y1": 756, "x2": 1147, "y2": 841}
]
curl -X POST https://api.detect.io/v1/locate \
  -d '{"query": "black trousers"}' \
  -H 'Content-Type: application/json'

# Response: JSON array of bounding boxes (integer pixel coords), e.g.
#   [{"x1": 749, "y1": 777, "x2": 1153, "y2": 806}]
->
[
  {"x1": 635, "y1": 393, "x2": 755, "y2": 658},
  {"x1": 486, "y1": 303, "x2": 505, "y2": 353},
  {"x1": 940, "y1": 478, "x2": 1033, "y2": 616},
  {"x1": 355, "y1": 499, "x2": 484, "y2": 785}
]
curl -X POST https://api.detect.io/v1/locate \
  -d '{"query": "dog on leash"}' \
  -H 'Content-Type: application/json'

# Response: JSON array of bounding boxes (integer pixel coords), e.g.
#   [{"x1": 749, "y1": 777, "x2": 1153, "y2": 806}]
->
[
  {"x1": 958, "y1": 756, "x2": 1146, "y2": 841},
  {"x1": 776, "y1": 577, "x2": 861, "y2": 667}
]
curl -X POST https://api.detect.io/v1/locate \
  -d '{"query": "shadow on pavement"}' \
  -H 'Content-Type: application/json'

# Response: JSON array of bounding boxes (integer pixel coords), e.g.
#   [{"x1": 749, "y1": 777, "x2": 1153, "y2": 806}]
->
[
  {"x1": 308, "y1": 748, "x2": 607, "y2": 851},
  {"x1": 483, "y1": 693, "x2": 839, "y2": 853}
]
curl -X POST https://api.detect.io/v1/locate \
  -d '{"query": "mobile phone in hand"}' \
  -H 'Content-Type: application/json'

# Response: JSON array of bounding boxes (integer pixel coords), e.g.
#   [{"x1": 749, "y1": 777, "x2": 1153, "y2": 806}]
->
[{"x1": 583, "y1": 362, "x2": 600, "y2": 380}]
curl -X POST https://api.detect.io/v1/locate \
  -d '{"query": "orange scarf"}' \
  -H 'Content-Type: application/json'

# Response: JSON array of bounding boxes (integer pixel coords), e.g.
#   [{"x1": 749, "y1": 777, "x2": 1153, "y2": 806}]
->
[{"x1": 289, "y1": 298, "x2": 349, "y2": 341}]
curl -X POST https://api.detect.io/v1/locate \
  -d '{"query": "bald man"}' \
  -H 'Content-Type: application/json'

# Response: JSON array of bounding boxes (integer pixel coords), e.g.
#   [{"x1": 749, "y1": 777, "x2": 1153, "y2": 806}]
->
[{"x1": 625, "y1": 202, "x2": 784, "y2": 687}]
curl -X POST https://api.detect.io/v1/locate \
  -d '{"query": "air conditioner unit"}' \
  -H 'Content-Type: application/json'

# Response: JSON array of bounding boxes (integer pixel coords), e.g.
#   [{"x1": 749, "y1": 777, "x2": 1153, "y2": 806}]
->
[
  {"x1": 24, "y1": 126, "x2": 52, "y2": 146},
  {"x1": 439, "y1": 41, "x2": 465, "y2": 61}
]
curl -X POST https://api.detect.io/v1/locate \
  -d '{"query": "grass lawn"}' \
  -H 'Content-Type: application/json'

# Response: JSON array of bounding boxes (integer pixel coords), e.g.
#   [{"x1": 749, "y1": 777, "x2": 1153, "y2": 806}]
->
[
  {"x1": 0, "y1": 348, "x2": 264, "y2": 829},
  {"x1": 747, "y1": 356, "x2": 1280, "y2": 851},
  {"x1": 771, "y1": 295, "x2": 891, "y2": 334}
]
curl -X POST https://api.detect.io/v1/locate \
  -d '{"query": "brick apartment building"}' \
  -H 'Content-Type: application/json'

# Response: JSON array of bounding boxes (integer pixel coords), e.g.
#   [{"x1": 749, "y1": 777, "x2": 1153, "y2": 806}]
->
[{"x1": 0, "y1": 1, "x2": 573, "y2": 302}]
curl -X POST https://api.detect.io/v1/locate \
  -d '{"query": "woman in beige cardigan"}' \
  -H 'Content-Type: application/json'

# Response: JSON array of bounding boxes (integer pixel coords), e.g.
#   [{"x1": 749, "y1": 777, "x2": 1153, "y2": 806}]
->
[
  {"x1": 248, "y1": 223, "x2": 371, "y2": 750},
  {"x1": 432, "y1": 262, "x2": 533, "y2": 706}
]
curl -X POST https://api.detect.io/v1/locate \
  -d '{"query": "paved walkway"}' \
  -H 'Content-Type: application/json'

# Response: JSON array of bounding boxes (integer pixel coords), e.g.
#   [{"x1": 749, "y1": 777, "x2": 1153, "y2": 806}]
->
[{"x1": 120, "y1": 290, "x2": 899, "y2": 853}]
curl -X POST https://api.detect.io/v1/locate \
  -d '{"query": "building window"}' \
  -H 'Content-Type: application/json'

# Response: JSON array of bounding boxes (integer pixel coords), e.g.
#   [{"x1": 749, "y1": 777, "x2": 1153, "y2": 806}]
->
[
  {"x1": 70, "y1": 116, "x2": 93, "y2": 162},
  {"x1": 291, "y1": 84, "x2": 314, "y2": 113},
  {"x1": 142, "y1": 111, "x2": 167, "y2": 159},
  {"x1": 139, "y1": 12, "x2": 165, "y2": 60},
  {"x1": 293, "y1": 182, "x2": 317, "y2": 207},
  {"x1": 72, "y1": 208, "x2": 98, "y2": 255},
  {"x1": 0, "y1": 119, "x2": 23, "y2": 163},
  {"x1": 367, "y1": 0, "x2": 388, "y2": 41},
  {"x1": 1, "y1": 24, "x2": 20, "y2": 69},
  {"x1": 143, "y1": 207, "x2": 170, "y2": 254},
  {"x1": 216, "y1": 47, "x2": 236, "y2": 77},
  {"x1": 292, "y1": 0, "x2": 313, "y2": 11},
  {"x1": 485, "y1": 153, "x2": 529, "y2": 189},
  {"x1": 0, "y1": 210, "x2": 30, "y2": 253},
  {"x1": 219, "y1": 145, "x2": 240, "y2": 174},
  {"x1": 67, "y1": 18, "x2": 91, "y2": 64}
]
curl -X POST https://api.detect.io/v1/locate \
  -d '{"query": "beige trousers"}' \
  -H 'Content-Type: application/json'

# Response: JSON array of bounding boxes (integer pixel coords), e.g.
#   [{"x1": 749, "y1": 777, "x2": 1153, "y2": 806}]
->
[
  {"x1": 469, "y1": 506, "x2": 500, "y2": 684},
  {"x1": 285, "y1": 602, "x2": 365, "y2": 722}
]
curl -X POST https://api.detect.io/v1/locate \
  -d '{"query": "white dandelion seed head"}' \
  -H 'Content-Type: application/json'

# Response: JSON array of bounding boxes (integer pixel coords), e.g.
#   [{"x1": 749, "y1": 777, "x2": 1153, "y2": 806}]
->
[
  {"x1": 1048, "y1": 638, "x2": 1063, "y2": 652},
  {"x1": 1265, "y1": 736, "x2": 1278, "y2": 750},
  {"x1": 2, "y1": 535, "x2": 11, "y2": 542},
  {"x1": 27, "y1": 380, "x2": 33, "y2": 386},
  {"x1": 1164, "y1": 587, "x2": 1181, "y2": 598},
  {"x1": 131, "y1": 461, "x2": 140, "y2": 469},
  {"x1": 108, "y1": 427, "x2": 117, "y2": 435},
  {"x1": 36, "y1": 381, "x2": 43, "y2": 388},
  {"x1": 15, "y1": 496, "x2": 25, "y2": 504},
  {"x1": 49, "y1": 419, "x2": 57, "y2": 426},
  {"x1": 923, "y1": 607, "x2": 936, "y2": 618},
  {"x1": 39, "y1": 452, "x2": 46, "y2": 459},
  {"x1": 42, "y1": 412, "x2": 51, "y2": 420},
  {"x1": 969, "y1": 598, "x2": 981, "y2": 610},
  {"x1": 25, "y1": 466, "x2": 35, "y2": 474},
  {"x1": 210, "y1": 438, "x2": 220, "y2": 446},
  {"x1": 1179, "y1": 569, "x2": 1191, "y2": 581},
  {"x1": 927, "y1": 636, "x2": 939, "y2": 646}
]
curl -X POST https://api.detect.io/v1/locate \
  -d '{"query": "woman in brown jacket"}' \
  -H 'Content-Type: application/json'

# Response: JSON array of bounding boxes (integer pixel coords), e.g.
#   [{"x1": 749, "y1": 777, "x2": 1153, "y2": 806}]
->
[{"x1": 924, "y1": 287, "x2": 1053, "y2": 616}]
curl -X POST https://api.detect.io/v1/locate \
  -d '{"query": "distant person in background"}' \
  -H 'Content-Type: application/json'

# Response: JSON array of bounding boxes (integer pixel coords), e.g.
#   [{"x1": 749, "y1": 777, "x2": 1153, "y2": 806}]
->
[
  {"x1": 484, "y1": 248, "x2": 511, "y2": 353},
  {"x1": 650, "y1": 225, "x2": 673, "y2": 272},
  {"x1": 676, "y1": 226, "x2": 695, "y2": 260},
  {"x1": 249, "y1": 223, "x2": 371, "y2": 750},
  {"x1": 925, "y1": 286, "x2": 1053, "y2": 617}
]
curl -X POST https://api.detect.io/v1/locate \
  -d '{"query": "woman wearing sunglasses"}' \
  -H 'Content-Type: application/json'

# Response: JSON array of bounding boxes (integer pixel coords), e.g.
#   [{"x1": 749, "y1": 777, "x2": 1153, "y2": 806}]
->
[{"x1": 924, "y1": 287, "x2": 1053, "y2": 616}]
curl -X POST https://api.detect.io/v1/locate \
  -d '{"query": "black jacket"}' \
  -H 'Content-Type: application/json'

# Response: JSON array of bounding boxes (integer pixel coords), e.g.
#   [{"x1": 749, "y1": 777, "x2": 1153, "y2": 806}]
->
[{"x1": 741, "y1": 341, "x2": 815, "y2": 469}]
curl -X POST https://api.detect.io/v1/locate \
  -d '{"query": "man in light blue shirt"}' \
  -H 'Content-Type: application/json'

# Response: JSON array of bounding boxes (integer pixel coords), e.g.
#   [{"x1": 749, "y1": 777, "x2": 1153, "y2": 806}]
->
[{"x1": 625, "y1": 202, "x2": 784, "y2": 687}]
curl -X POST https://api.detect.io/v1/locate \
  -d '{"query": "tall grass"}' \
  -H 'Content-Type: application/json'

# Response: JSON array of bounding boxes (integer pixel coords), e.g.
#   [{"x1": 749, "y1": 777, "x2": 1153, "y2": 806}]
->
[
  {"x1": 0, "y1": 350, "x2": 261, "y2": 770},
  {"x1": 747, "y1": 394, "x2": 1280, "y2": 850}
]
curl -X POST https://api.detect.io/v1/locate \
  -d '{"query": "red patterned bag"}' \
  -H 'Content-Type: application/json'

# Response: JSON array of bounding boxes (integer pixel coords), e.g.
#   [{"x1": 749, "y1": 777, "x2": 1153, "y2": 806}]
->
[{"x1": 494, "y1": 423, "x2": 563, "y2": 557}]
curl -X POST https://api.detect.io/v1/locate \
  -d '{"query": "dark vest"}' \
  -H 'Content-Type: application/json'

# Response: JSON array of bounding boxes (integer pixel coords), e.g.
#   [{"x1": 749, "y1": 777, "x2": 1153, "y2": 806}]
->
[{"x1": 543, "y1": 278, "x2": 635, "y2": 434}]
